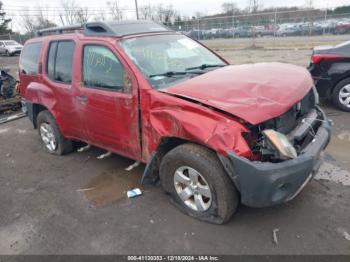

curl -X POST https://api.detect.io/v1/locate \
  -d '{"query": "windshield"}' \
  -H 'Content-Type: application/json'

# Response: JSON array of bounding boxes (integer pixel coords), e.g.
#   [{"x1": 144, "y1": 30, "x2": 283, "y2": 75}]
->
[
  {"x1": 120, "y1": 34, "x2": 225, "y2": 89},
  {"x1": 4, "y1": 41, "x2": 18, "y2": 46}
]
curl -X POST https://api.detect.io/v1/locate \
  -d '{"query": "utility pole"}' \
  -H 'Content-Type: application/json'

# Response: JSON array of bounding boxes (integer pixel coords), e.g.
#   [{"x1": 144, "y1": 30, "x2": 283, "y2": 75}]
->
[
  {"x1": 274, "y1": 7, "x2": 277, "y2": 37},
  {"x1": 135, "y1": 0, "x2": 139, "y2": 20},
  {"x1": 323, "y1": 1, "x2": 328, "y2": 35},
  {"x1": 323, "y1": 8, "x2": 327, "y2": 35}
]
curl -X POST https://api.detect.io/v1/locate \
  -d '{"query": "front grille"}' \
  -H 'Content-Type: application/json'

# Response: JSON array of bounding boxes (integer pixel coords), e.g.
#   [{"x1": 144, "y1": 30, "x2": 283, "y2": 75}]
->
[{"x1": 263, "y1": 88, "x2": 316, "y2": 134}]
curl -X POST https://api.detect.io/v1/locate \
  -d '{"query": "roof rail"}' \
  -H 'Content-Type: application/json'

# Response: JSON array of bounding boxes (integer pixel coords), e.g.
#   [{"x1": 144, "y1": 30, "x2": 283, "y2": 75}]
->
[
  {"x1": 35, "y1": 20, "x2": 173, "y2": 38},
  {"x1": 36, "y1": 24, "x2": 83, "y2": 37}
]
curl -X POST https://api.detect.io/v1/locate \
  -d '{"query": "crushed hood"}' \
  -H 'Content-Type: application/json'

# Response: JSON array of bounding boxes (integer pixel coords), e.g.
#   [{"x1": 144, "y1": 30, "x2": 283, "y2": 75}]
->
[{"x1": 161, "y1": 63, "x2": 313, "y2": 125}]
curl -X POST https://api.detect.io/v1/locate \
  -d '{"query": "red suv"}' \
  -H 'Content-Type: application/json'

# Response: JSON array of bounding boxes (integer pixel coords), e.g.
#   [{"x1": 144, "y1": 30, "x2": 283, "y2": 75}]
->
[{"x1": 19, "y1": 20, "x2": 331, "y2": 224}]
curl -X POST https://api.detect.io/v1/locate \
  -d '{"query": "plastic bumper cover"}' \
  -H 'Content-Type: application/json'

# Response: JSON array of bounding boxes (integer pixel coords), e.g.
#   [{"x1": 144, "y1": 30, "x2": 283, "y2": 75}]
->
[{"x1": 220, "y1": 108, "x2": 331, "y2": 208}]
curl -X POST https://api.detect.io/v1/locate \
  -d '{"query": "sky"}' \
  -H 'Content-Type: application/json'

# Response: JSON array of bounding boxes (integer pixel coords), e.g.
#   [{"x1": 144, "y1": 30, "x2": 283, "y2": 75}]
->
[{"x1": 2, "y1": 0, "x2": 350, "y2": 32}]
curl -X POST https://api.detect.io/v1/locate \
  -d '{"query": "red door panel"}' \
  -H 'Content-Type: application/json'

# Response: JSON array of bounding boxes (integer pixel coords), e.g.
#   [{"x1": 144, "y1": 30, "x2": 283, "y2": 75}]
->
[
  {"x1": 76, "y1": 88, "x2": 140, "y2": 159},
  {"x1": 74, "y1": 40, "x2": 141, "y2": 160}
]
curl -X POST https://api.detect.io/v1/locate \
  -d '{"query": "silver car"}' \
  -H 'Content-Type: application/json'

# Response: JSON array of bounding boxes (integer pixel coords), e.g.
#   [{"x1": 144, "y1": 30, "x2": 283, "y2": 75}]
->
[{"x1": 0, "y1": 40, "x2": 23, "y2": 56}]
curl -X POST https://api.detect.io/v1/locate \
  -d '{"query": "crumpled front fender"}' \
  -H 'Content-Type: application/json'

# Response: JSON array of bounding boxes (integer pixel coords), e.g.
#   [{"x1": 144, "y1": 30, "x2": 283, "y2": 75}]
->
[{"x1": 141, "y1": 90, "x2": 252, "y2": 161}]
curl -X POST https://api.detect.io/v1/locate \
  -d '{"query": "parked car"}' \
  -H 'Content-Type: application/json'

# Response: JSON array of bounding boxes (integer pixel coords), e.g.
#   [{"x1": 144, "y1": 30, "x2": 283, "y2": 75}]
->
[
  {"x1": 309, "y1": 40, "x2": 350, "y2": 111},
  {"x1": 188, "y1": 29, "x2": 204, "y2": 40},
  {"x1": 298, "y1": 23, "x2": 323, "y2": 36},
  {"x1": 314, "y1": 20, "x2": 337, "y2": 34},
  {"x1": 257, "y1": 25, "x2": 277, "y2": 37},
  {"x1": 0, "y1": 40, "x2": 23, "y2": 56},
  {"x1": 251, "y1": 26, "x2": 266, "y2": 37},
  {"x1": 334, "y1": 20, "x2": 350, "y2": 34},
  {"x1": 276, "y1": 26, "x2": 301, "y2": 37},
  {"x1": 19, "y1": 20, "x2": 331, "y2": 224},
  {"x1": 206, "y1": 28, "x2": 221, "y2": 39},
  {"x1": 233, "y1": 26, "x2": 252, "y2": 38}
]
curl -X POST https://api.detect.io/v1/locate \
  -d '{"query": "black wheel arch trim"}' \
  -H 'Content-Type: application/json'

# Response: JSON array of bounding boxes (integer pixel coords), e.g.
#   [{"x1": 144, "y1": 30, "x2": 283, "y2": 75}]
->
[{"x1": 24, "y1": 100, "x2": 49, "y2": 129}]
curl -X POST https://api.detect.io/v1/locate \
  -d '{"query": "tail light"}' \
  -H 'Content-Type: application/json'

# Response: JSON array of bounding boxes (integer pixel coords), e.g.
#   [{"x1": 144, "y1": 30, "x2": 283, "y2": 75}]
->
[{"x1": 311, "y1": 54, "x2": 341, "y2": 64}]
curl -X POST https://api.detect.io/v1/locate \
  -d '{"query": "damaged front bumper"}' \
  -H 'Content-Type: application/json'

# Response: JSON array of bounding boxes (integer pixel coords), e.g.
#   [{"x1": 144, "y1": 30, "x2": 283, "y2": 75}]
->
[{"x1": 219, "y1": 107, "x2": 331, "y2": 208}]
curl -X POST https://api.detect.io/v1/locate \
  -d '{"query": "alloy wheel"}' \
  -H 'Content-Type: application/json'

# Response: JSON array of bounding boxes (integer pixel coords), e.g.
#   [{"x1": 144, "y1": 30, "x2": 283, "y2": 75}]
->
[
  {"x1": 40, "y1": 123, "x2": 57, "y2": 152},
  {"x1": 339, "y1": 84, "x2": 350, "y2": 108},
  {"x1": 173, "y1": 166, "x2": 212, "y2": 212}
]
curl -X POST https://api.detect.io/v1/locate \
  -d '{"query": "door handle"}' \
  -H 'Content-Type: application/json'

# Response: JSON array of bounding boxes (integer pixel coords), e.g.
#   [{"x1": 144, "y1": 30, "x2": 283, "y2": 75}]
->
[{"x1": 75, "y1": 95, "x2": 88, "y2": 103}]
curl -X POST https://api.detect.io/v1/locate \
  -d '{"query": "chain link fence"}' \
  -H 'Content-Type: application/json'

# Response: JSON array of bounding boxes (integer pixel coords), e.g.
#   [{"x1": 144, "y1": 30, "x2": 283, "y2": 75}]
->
[
  {"x1": 1, "y1": 8, "x2": 350, "y2": 49},
  {"x1": 0, "y1": 33, "x2": 32, "y2": 45},
  {"x1": 167, "y1": 9, "x2": 350, "y2": 49}
]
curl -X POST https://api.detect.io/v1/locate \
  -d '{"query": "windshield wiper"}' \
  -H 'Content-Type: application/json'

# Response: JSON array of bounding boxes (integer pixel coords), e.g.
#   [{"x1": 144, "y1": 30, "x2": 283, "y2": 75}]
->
[
  {"x1": 186, "y1": 63, "x2": 226, "y2": 71},
  {"x1": 149, "y1": 71, "x2": 203, "y2": 78}
]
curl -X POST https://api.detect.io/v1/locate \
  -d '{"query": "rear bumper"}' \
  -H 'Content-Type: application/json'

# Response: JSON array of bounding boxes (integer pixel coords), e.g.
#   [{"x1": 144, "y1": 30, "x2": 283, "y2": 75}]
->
[
  {"x1": 220, "y1": 107, "x2": 331, "y2": 208},
  {"x1": 312, "y1": 77, "x2": 333, "y2": 98},
  {"x1": 308, "y1": 65, "x2": 333, "y2": 98}
]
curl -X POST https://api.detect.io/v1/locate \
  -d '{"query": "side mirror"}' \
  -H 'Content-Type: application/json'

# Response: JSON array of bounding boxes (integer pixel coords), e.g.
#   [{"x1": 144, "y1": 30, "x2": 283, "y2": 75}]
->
[{"x1": 123, "y1": 72, "x2": 132, "y2": 94}]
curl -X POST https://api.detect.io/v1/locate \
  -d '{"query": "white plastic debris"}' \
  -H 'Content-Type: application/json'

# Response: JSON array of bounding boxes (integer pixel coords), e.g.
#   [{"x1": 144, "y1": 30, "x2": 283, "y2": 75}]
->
[
  {"x1": 76, "y1": 187, "x2": 95, "y2": 192},
  {"x1": 77, "y1": 144, "x2": 91, "y2": 152},
  {"x1": 273, "y1": 228, "x2": 279, "y2": 245},
  {"x1": 125, "y1": 161, "x2": 140, "y2": 171},
  {"x1": 344, "y1": 231, "x2": 350, "y2": 241},
  {"x1": 0, "y1": 112, "x2": 26, "y2": 124},
  {"x1": 127, "y1": 188, "x2": 142, "y2": 198},
  {"x1": 97, "y1": 151, "x2": 112, "y2": 159}
]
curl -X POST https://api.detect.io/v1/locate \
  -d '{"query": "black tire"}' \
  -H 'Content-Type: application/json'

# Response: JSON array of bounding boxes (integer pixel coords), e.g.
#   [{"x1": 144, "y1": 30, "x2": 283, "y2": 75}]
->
[
  {"x1": 159, "y1": 143, "x2": 239, "y2": 224},
  {"x1": 36, "y1": 110, "x2": 73, "y2": 155},
  {"x1": 5, "y1": 50, "x2": 10, "y2": 56},
  {"x1": 331, "y1": 78, "x2": 350, "y2": 112}
]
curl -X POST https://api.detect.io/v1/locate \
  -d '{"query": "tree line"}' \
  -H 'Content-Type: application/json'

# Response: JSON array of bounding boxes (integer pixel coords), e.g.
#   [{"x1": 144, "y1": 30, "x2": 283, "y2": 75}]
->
[{"x1": 1, "y1": 0, "x2": 350, "y2": 36}]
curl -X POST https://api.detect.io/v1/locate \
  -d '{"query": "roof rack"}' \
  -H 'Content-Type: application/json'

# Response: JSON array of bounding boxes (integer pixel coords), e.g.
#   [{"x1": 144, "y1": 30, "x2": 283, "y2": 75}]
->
[
  {"x1": 36, "y1": 20, "x2": 173, "y2": 37},
  {"x1": 36, "y1": 24, "x2": 83, "y2": 36}
]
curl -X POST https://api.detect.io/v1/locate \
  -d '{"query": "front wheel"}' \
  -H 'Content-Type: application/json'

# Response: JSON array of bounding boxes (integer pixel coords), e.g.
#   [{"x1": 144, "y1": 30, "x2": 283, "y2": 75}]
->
[
  {"x1": 159, "y1": 143, "x2": 239, "y2": 224},
  {"x1": 37, "y1": 110, "x2": 74, "y2": 155},
  {"x1": 332, "y1": 79, "x2": 350, "y2": 112}
]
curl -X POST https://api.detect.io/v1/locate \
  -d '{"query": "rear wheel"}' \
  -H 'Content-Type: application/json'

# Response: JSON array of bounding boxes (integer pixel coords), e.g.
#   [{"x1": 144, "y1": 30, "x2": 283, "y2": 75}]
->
[
  {"x1": 332, "y1": 79, "x2": 350, "y2": 112},
  {"x1": 37, "y1": 110, "x2": 73, "y2": 155},
  {"x1": 159, "y1": 143, "x2": 239, "y2": 224}
]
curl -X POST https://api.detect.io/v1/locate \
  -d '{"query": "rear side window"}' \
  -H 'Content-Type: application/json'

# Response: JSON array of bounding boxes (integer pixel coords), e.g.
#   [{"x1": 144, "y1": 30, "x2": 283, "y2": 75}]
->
[
  {"x1": 20, "y1": 42, "x2": 42, "y2": 75},
  {"x1": 46, "y1": 41, "x2": 75, "y2": 84}
]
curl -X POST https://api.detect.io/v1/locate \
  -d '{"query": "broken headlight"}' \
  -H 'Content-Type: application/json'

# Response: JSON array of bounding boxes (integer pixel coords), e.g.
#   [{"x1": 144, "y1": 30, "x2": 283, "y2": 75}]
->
[{"x1": 262, "y1": 129, "x2": 297, "y2": 160}]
